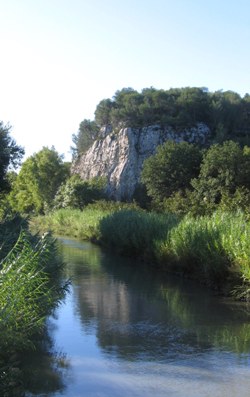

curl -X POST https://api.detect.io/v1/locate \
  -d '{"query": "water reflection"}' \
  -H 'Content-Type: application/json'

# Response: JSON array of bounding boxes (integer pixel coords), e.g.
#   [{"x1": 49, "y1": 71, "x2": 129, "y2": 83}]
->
[
  {"x1": 22, "y1": 323, "x2": 69, "y2": 396},
  {"x1": 59, "y1": 237, "x2": 250, "y2": 361},
  {"x1": 23, "y1": 237, "x2": 250, "y2": 397}
]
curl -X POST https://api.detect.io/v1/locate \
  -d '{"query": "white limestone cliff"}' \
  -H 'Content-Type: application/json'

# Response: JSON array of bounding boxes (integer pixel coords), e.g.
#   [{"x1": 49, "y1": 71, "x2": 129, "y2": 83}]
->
[{"x1": 71, "y1": 123, "x2": 210, "y2": 200}]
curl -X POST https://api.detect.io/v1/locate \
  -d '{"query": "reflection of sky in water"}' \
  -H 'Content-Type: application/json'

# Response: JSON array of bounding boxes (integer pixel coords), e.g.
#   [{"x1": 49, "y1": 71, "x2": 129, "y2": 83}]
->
[
  {"x1": 29, "y1": 238, "x2": 250, "y2": 397},
  {"x1": 51, "y1": 289, "x2": 250, "y2": 397}
]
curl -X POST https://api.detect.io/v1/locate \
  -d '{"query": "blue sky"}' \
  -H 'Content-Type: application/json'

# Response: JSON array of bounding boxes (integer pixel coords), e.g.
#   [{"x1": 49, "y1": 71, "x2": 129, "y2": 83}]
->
[{"x1": 0, "y1": 0, "x2": 250, "y2": 161}]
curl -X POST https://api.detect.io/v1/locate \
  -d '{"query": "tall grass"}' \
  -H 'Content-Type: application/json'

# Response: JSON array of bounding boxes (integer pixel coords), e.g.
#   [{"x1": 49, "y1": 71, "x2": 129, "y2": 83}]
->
[
  {"x1": 165, "y1": 212, "x2": 250, "y2": 291},
  {"x1": 0, "y1": 214, "x2": 28, "y2": 260},
  {"x1": 30, "y1": 208, "x2": 105, "y2": 241},
  {"x1": 98, "y1": 209, "x2": 250, "y2": 296},
  {"x1": 0, "y1": 221, "x2": 68, "y2": 395},
  {"x1": 29, "y1": 201, "x2": 140, "y2": 241},
  {"x1": 99, "y1": 209, "x2": 178, "y2": 261},
  {"x1": 1, "y1": 233, "x2": 55, "y2": 350},
  {"x1": 31, "y1": 207, "x2": 250, "y2": 298}
]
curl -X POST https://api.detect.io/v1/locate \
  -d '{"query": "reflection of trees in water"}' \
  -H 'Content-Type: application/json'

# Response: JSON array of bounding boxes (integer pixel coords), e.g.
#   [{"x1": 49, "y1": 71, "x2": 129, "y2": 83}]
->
[
  {"x1": 21, "y1": 320, "x2": 70, "y2": 396},
  {"x1": 1, "y1": 325, "x2": 69, "y2": 397},
  {"x1": 64, "y1": 242, "x2": 250, "y2": 358},
  {"x1": 160, "y1": 286, "x2": 250, "y2": 354}
]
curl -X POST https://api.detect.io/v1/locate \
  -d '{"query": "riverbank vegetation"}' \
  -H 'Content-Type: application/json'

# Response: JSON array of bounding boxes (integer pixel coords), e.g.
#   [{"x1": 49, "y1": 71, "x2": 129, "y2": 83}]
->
[
  {"x1": 0, "y1": 215, "x2": 68, "y2": 396},
  {"x1": 30, "y1": 207, "x2": 250, "y2": 299},
  {"x1": 2, "y1": 88, "x2": 250, "y2": 300},
  {"x1": 0, "y1": 122, "x2": 68, "y2": 395},
  {"x1": 1, "y1": 87, "x2": 250, "y2": 390}
]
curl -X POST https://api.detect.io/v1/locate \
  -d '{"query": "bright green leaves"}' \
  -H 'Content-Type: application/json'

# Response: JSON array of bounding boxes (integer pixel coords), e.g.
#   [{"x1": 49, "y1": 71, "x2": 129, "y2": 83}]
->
[
  {"x1": 0, "y1": 232, "x2": 57, "y2": 350},
  {"x1": 9, "y1": 147, "x2": 69, "y2": 214}
]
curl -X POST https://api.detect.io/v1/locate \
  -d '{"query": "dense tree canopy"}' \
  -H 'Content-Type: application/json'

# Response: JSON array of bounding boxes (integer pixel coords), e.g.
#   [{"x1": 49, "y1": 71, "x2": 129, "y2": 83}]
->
[
  {"x1": 140, "y1": 139, "x2": 250, "y2": 214},
  {"x1": 141, "y1": 141, "x2": 202, "y2": 203},
  {"x1": 0, "y1": 121, "x2": 24, "y2": 193},
  {"x1": 91, "y1": 87, "x2": 250, "y2": 143},
  {"x1": 9, "y1": 147, "x2": 69, "y2": 214},
  {"x1": 191, "y1": 141, "x2": 250, "y2": 206}
]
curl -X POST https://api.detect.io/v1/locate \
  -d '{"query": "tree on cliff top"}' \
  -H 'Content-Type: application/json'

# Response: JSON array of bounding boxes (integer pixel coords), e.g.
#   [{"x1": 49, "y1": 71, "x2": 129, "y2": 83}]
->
[
  {"x1": 72, "y1": 119, "x2": 99, "y2": 157},
  {"x1": 91, "y1": 87, "x2": 250, "y2": 142}
]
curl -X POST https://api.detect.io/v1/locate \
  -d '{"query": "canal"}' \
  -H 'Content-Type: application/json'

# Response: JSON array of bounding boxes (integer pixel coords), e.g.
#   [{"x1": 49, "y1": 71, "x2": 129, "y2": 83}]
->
[{"x1": 24, "y1": 237, "x2": 250, "y2": 397}]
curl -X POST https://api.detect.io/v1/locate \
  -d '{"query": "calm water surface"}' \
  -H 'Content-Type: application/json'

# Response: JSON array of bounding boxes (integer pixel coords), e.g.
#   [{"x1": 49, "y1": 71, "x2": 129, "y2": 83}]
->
[{"x1": 25, "y1": 237, "x2": 250, "y2": 397}]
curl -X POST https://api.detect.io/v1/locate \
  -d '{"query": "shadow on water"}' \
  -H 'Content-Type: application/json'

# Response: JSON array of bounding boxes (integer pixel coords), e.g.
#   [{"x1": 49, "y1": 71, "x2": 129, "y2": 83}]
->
[
  {"x1": 20, "y1": 320, "x2": 70, "y2": 396},
  {"x1": 59, "y1": 238, "x2": 250, "y2": 360}
]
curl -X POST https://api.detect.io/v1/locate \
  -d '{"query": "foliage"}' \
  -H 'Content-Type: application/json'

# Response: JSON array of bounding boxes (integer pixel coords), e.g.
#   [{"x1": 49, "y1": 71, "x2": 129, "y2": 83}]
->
[
  {"x1": 0, "y1": 233, "x2": 53, "y2": 349},
  {"x1": 191, "y1": 141, "x2": 250, "y2": 210},
  {"x1": 85, "y1": 199, "x2": 140, "y2": 212},
  {"x1": 71, "y1": 119, "x2": 99, "y2": 157},
  {"x1": 98, "y1": 209, "x2": 250, "y2": 295},
  {"x1": 94, "y1": 98, "x2": 114, "y2": 127},
  {"x1": 140, "y1": 139, "x2": 250, "y2": 216},
  {"x1": 0, "y1": 121, "x2": 24, "y2": 194},
  {"x1": 53, "y1": 175, "x2": 107, "y2": 210},
  {"x1": 0, "y1": 223, "x2": 68, "y2": 396},
  {"x1": 141, "y1": 141, "x2": 202, "y2": 203},
  {"x1": 30, "y1": 208, "x2": 106, "y2": 241},
  {"x1": 30, "y1": 201, "x2": 140, "y2": 240},
  {"x1": 9, "y1": 147, "x2": 69, "y2": 214},
  {"x1": 91, "y1": 87, "x2": 250, "y2": 143},
  {"x1": 0, "y1": 214, "x2": 29, "y2": 261},
  {"x1": 160, "y1": 190, "x2": 194, "y2": 216},
  {"x1": 99, "y1": 209, "x2": 178, "y2": 261},
  {"x1": 31, "y1": 206, "x2": 250, "y2": 298},
  {"x1": 218, "y1": 187, "x2": 250, "y2": 215}
]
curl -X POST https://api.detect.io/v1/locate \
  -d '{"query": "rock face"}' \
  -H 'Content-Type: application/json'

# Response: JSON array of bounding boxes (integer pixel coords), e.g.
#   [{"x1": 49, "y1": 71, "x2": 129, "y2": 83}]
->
[{"x1": 71, "y1": 123, "x2": 210, "y2": 200}]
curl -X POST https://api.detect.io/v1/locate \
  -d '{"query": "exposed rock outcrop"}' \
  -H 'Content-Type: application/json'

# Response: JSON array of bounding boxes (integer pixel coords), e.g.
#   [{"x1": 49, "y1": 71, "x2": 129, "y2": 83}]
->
[{"x1": 71, "y1": 123, "x2": 210, "y2": 200}]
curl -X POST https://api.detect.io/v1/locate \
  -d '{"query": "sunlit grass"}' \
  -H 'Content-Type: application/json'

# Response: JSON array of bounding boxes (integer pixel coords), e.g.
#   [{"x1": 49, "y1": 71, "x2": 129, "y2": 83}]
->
[
  {"x1": 0, "y1": 224, "x2": 68, "y2": 395},
  {"x1": 31, "y1": 207, "x2": 250, "y2": 298}
]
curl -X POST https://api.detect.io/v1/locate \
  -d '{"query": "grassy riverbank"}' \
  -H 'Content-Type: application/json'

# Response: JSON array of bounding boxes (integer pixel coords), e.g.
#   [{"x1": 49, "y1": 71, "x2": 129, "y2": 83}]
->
[
  {"x1": 0, "y1": 216, "x2": 68, "y2": 396},
  {"x1": 30, "y1": 207, "x2": 250, "y2": 299}
]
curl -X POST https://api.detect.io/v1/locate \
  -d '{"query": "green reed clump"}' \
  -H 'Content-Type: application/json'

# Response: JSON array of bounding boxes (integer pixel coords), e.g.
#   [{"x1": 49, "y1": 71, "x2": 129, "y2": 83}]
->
[
  {"x1": 30, "y1": 207, "x2": 250, "y2": 298},
  {"x1": 0, "y1": 230, "x2": 68, "y2": 396},
  {"x1": 30, "y1": 202, "x2": 140, "y2": 242},
  {"x1": 0, "y1": 214, "x2": 28, "y2": 261},
  {"x1": 30, "y1": 208, "x2": 105, "y2": 241},
  {"x1": 0, "y1": 232, "x2": 64, "y2": 352},
  {"x1": 166, "y1": 214, "x2": 229, "y2": 286},
  {"x1": 99, "y1": 209, "x2": 178, "y2": 261},
  {"x1": 159, "y1": 211, "x2": 250, "y2": 293}
]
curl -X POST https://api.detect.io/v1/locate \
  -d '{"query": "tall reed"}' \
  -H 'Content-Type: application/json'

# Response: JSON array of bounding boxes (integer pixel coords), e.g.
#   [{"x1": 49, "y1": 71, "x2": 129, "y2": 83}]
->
[
  {"x1": 99, "y1": 209, "x2": 178, "y2": 261},
  {"x1": 160, "y1": 211, "x2": 250, "y2": 293},
  {"x1": 31, "y1": 207, "x2": 250, "y2": 298},
  {"x1": 0, "y1": 230, "x2": 68, "y2": 395}
]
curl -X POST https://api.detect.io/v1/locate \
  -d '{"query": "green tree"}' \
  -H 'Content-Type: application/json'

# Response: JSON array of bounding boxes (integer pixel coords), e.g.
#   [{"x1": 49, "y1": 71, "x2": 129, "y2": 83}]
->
[
  {"x1": 72, "y1": 119, "x2": 99, "y2": 157},
  {"x1": 94, "y1": 98, "x2": 114, "y2": 126},
  {"x1": 53, "y1": 175, "x2": 107, "y2": 210},
  {"x1": 0, "y1": 121, "x2": 24, "y2": 193},
  {"x1": 176, "y1": 87, "x2": 211, "y2": 126},
  {"x1": 191, "y1": 141, "x2": 250, "y2": 208},
  {"x1": 9, "y1": 147, "x2": 69, "y2": 214},
  {"x1": 141, "y1": 141, "x2": 202, "y2": 203}
]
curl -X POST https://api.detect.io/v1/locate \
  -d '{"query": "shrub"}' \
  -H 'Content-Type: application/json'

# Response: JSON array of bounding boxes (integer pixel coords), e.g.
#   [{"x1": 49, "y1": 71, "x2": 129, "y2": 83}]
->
[{"x1": 53, "y1": 176, "x2": 107, "y2": 210}]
